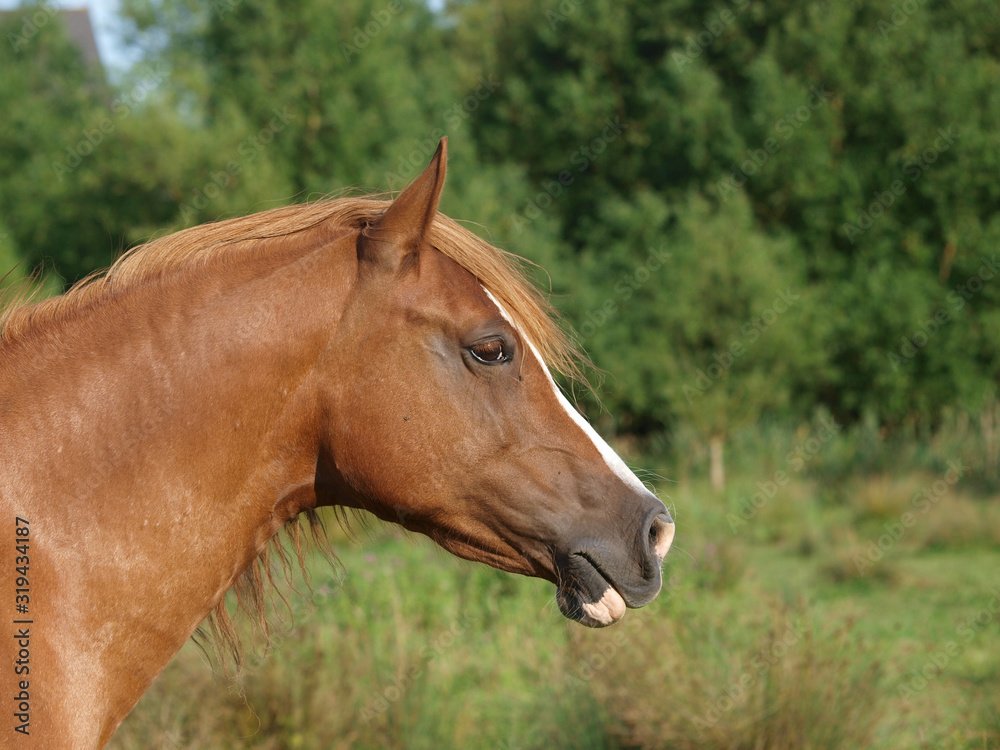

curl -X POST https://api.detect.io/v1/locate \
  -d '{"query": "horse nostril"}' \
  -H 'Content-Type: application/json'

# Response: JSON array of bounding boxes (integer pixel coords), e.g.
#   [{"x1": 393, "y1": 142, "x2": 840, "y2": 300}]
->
[{"x1": 648, "y1": 513, "x2": 675, "y2": 560}]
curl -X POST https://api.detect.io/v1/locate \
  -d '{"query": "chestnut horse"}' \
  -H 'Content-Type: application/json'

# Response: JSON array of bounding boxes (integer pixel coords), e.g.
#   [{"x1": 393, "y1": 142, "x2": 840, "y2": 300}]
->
[{"x1": 0, "y1": 139, "x2": 673, "y2": 748}]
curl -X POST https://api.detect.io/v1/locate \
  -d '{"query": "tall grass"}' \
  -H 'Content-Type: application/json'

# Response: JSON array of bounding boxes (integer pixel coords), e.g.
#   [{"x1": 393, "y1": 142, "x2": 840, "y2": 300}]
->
[
  {"x1": 112, "y1": 530, "x2": 888, "y2": 749},
  {"x1": 586, "y1": 599, "x2": 881, "y2": 750}
]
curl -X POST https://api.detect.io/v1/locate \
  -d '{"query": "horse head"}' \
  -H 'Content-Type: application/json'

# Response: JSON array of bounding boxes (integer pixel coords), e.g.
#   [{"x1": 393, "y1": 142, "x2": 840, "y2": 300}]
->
[{"x1": 317, "y1": 140, "x2": 673, "y2": 626}]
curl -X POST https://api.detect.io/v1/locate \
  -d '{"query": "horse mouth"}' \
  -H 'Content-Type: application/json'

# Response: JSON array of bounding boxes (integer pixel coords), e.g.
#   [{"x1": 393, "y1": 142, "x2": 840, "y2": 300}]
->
[{"x1": 555, "y1": 552, "x2": 628, "y2": 628}]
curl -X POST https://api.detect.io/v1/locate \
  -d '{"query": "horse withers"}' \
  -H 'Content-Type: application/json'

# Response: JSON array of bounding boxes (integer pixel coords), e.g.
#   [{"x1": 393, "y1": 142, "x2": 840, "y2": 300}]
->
[{"x1": 0, "y1": 138, "x2": 673, "y2": 748}]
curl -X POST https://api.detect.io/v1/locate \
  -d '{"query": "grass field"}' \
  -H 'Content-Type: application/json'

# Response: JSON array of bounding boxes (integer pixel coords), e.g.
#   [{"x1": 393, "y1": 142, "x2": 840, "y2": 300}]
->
[{"x1": 110, "y1": 415, "x2": 1000, "y2": 749}]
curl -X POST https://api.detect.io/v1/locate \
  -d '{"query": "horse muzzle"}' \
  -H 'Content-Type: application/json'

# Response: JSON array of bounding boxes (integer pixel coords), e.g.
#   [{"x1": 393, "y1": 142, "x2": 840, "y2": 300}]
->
[{"x1": 554, "y1": 504, "x2": 674, "y2": 627}]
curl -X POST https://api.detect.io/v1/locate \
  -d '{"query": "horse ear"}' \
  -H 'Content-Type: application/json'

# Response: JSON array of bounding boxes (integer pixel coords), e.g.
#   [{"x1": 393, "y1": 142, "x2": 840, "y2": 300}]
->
[{"x1": 359, "y1": 138, "x2": 447, "y2": 273}]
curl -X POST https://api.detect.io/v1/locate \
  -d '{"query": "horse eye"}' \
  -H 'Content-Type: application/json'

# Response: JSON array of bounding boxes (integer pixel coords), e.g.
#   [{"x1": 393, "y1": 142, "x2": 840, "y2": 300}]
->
[{"x1": 469, "y1": 339, "x2": 508, "y2": 364}]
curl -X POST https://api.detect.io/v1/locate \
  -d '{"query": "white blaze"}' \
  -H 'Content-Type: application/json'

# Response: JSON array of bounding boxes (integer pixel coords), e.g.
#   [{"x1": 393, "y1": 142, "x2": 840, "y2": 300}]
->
[
  {"x1": 482, "y1": 288, "x2": 648, "y2": 495},
  {"x1": 483, "y1": 287, "x2": 669, "y2": 627}
]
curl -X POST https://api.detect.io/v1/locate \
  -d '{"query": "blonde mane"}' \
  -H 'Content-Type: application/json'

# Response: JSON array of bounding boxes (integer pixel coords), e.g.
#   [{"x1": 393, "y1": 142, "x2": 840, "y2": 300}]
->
[
  {"x1": 1, "y1": 197, "x2": 588, "y2": 669},
  {"x1": 0, "y1": 198, "x2": 583, "y2": 381}
]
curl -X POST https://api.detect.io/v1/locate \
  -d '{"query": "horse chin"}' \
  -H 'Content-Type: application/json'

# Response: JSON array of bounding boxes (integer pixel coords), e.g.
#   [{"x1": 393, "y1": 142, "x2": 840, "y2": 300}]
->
[
  {"x1": 559, "y1": 586, "x2": 628, "y2": 628},
  {"x1": 555, "y1": 556, "x2": 628, "y2": 628}
]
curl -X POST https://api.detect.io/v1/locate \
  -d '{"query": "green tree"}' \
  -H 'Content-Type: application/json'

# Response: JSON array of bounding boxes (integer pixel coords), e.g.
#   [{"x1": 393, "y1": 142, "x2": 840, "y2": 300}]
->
[
  {"x1": 562, "y1": 189, "x2": 810, "y2": 488},
  {"x1": 450, "y1": 0, "x2": 1000, "y2": 438},
  {"x1": 117, "y1": 0, "x2": 567, "y2": 268},
  {"x1": 0, "y1": 6, "x2": 113, "y2": 282},
  {"x1": 0, "y1": 6, "x2": 247, "y2": 282}
]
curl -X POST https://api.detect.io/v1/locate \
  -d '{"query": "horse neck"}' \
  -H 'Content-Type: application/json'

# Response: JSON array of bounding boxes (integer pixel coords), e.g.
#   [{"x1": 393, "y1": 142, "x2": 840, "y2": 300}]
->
[{"x1": 0, "y1": 226, "x2": 355, "y2": 743}]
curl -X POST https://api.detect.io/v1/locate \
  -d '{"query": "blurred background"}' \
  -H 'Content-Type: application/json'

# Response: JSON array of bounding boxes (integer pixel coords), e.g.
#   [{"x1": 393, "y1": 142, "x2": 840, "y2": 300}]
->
[{"x1": 3, "y1": 0, "x2": 1000, "y2": 747}]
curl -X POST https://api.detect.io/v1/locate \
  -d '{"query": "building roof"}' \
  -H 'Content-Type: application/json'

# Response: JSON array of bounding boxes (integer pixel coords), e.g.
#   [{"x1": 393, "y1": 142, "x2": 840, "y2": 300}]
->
[{"x1": 61, "y1": 8, "x2": 101, "y2": 68}]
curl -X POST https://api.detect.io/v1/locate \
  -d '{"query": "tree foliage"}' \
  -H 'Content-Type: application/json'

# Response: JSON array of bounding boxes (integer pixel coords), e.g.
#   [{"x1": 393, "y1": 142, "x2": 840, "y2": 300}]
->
[
  {"x1": 450, "y1": 0, "x2": 1000, "y2": 434},
  {"x1": 3, "y1": 0, "x2": 999, "y2": 451}
]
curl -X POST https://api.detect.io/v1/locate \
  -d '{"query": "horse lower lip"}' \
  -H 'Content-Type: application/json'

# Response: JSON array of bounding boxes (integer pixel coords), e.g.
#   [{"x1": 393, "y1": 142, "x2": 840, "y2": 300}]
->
[
  {"x1": 554, "y1": 552, "x2": 627, "y2": 627},
  {"x1": 555, "y1": 581, "x2": 626, "y2": 628},
  {"x1": 581, "y1": 586, "x2": 626, "y2": 625}
]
